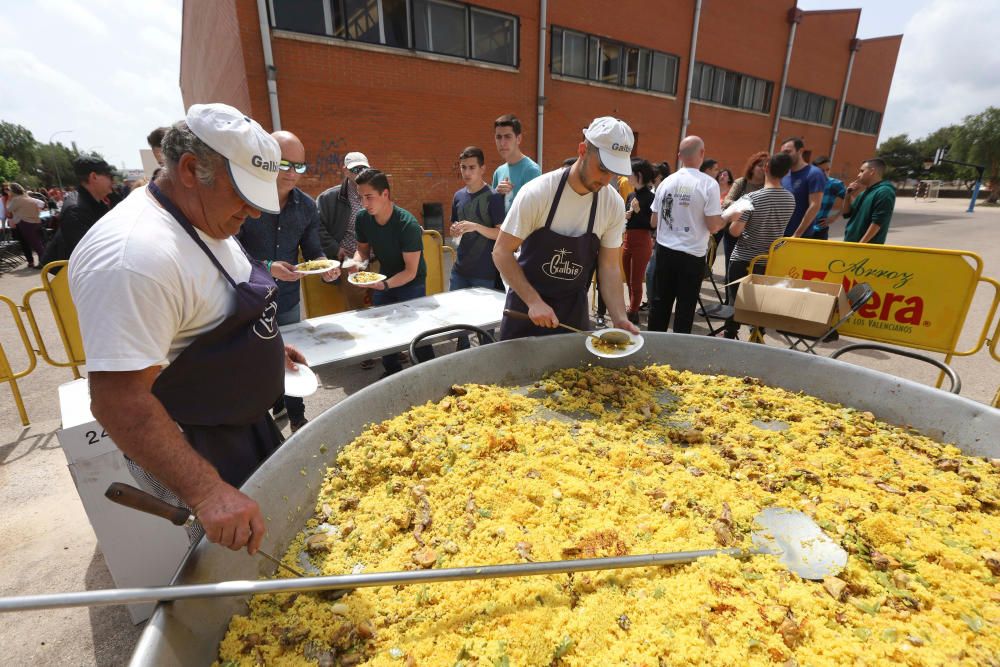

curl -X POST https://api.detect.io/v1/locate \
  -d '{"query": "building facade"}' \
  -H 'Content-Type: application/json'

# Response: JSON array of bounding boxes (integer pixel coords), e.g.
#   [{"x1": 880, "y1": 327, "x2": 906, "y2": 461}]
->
[{"x1": 180, "y1": 0, "x2": 901, "y2": 228}]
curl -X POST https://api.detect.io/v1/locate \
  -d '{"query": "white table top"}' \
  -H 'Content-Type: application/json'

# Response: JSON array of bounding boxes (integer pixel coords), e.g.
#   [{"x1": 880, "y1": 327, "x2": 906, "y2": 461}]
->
[{"x1": 279, "y1": 287, "x2": 507, "y2": 369}]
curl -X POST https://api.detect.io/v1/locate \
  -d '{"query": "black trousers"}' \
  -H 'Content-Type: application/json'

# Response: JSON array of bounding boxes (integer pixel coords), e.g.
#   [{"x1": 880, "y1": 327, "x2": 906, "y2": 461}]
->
[{"x1": 648, "y1": 244, "x2": 705, "y2": 334}]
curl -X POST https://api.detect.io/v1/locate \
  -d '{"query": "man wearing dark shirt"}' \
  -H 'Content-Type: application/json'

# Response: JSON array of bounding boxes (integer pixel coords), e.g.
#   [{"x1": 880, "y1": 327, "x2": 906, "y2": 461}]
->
[
  {"x1": 40, "y1": 156, "x2": 115, "y2": 265},
  {"x1": 346, "y1": 169, "x2": 433, "y2": 377},
  {"x1": 238, "y1": 131, "x2": 338, "y2": 432},
  {"x1": 779, "y1": 137, "x2": 826, "y2": 237}
]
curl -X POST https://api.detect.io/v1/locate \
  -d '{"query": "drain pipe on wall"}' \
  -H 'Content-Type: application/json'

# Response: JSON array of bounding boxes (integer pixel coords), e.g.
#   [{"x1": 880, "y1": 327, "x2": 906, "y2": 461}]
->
[
  {"x1": 256, "y1": 0, "x2": 282, "y2": 131},
  {"x1": 678, "y1": 0, "x2": 703, "y2": 161},
  {"x1": 536, "y1": 0, "x2": 547, "y2": 170},
  {"x1": 769, "y1": 8, "x2": 802, "y2": 153},
  {"x1": 829, "y1": 38, "x2": 861, "y2": 165}
]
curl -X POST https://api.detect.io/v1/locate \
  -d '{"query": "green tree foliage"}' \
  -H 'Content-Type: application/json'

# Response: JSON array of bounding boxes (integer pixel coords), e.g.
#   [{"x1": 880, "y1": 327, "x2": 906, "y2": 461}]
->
[
  {"x1": 0, "y1": 156, "x2": 20, "y2": 182},
  {"x1": 0, "y1": 119, "x2": 111, "y2": 189},
  {"x1": 951, "y1": 107, "x2": 1000, "y2": 203},
  {"x1": 0, "y1": 121, "x2": 37, "y2": 169},
  {"x1": 876, "y1": 134, "x2": 923, "y2": 182}
]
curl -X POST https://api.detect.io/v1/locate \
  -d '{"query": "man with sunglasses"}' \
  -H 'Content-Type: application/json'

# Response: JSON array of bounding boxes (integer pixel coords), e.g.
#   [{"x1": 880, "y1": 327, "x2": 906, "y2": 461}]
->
[
  {"x1": 238, "y1": 130, "x2": 337, "y2": 433},
  {"x1": 318, "y1": 152, "x2": 370, "y2": 313}
]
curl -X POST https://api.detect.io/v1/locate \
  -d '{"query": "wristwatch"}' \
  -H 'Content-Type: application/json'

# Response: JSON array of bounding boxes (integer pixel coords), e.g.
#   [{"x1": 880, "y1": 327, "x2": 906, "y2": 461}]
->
[{"x1": 381, "y1": 279, "x2": 390, "y2": 290}]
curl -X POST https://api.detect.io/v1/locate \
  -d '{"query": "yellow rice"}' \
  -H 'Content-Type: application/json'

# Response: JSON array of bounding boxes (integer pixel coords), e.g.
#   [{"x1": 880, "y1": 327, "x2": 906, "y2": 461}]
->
[{"x1": 216, "y1": 365, "x2": 1000, "y2": 666}]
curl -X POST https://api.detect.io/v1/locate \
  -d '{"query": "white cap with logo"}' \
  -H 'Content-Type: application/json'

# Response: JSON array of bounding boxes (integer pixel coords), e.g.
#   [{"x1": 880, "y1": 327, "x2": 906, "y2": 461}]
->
[
  {"x1": 344, "y1": 152, "x2": 370, "y2": 171},
  {"x1": 583, "y1": 116, "x2": 634, "y2": 176},
  {"x1": 186, "y1": 103, "x2": 281, "y2": 214}
]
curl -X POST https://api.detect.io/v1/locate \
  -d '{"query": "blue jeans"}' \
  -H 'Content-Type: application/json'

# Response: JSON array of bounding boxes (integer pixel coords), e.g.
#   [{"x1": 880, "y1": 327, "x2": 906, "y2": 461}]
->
[
  {"x1": 449, "y1": 269, "x2": 498, "y2": 350},
  {"x1": 373, "y1": 281, "x2": 435, "y2": 373},
  {"x1": 276, "y1": 303, "x2": 305, "y2": 421}
]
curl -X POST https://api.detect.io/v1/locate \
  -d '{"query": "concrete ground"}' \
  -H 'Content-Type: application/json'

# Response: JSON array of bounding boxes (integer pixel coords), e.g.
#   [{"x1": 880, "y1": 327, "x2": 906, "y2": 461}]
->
[{"x1": 0, "y1": 197, "x2": 997, "y2": 665}]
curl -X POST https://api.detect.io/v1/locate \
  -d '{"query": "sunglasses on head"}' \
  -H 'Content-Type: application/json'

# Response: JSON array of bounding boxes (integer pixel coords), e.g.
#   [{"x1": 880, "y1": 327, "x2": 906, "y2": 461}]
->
[{"x1": 279, "y1": 160, "x2": 308, "y2": 174}]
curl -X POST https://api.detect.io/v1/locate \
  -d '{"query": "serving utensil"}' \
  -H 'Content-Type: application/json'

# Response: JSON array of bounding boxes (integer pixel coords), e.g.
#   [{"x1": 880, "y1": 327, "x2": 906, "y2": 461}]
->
[
  {"x1": 503, "y1": 309, "x2": 632, "y2": 345},
  {"x1": 0, "y1": 506, "x2": 845, "y2": 612}
]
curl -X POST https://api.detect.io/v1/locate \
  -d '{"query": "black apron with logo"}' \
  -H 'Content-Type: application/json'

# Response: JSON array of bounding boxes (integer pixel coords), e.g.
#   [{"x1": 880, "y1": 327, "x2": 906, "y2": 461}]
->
[
  {"x1": 146, "y1": 182, "x2": 286, "y2": 488},
  {"x1": 500, "y1": 168, "x2": 601, "y2": 340}
]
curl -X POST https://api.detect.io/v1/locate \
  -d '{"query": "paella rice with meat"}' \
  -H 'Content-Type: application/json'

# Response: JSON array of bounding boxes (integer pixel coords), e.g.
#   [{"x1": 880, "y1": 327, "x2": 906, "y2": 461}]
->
[{"x1": 217, "y1": 365, "x2": 1000, "y2": 666}]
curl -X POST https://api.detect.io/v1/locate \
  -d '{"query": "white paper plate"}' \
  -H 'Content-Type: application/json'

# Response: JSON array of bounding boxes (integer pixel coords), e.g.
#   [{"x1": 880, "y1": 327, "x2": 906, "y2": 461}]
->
[
  {"x1": 584, "y1": 328, "x2": 645, "y2": 358},
  {"x1": 284, "y1": 364, "x2": 318, "y2": 397},
  {"x1": 294, "y1": 260, "x2": 340, "y2": 275},
  {"x1": 348, "y1": 272, "x2": 387, "y2": 286}
]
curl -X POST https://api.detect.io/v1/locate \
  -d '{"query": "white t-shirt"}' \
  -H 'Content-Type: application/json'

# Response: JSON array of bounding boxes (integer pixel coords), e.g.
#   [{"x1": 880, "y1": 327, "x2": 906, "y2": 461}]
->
[
  {"x1": 500, "y1": 169, "x2": 626, "y2": 249},
  {"x1": 651, "y1": 167, "x2": 722, "y2": 256},
  {"x1": 69, "y1": 186, "x2": 253, "y2": 372}
]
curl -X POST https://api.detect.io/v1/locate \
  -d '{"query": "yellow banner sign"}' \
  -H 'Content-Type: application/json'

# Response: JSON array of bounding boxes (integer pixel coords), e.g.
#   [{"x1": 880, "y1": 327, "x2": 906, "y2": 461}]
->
[{"x1": 764, "y1": 238, "x2": 982, "y2": 353}]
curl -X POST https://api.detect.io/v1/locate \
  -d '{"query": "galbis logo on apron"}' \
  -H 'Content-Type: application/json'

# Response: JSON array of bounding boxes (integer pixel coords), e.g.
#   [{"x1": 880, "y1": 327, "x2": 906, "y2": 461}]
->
[
  {"x1": 253, "y1": 285, "x2": 280, "y2": 340},
  {"x1": 541, "y1": 248, "x2": 583, "y2": 281}
]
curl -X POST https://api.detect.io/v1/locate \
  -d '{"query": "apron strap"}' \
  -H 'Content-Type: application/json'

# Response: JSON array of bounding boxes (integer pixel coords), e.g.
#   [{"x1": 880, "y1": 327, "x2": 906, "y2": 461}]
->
[
  {"x1": 147, "y1": 181, "x2": 240, "y2": 289},
  {"x1": 544, "y1": 168, "x2": 599, "y2": 235}
]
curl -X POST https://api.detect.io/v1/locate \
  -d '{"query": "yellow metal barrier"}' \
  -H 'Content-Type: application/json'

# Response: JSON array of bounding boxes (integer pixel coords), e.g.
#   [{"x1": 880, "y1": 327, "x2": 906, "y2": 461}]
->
[
  {"x1": 0, "y1": 295, "x2": 39, "y2": 425},
  {"x1": 989, "y1": 308, "x2": 1000, "y2": 408},
  {"x1": 758, "y1": 238, "x2": 1000, "y2": 389},
  {"x1": 300, "y1": 273, "x2": 351, "y2": 319},
  {"x1": 21, "y1": 261, "x2": 85, "y2": 379},
  {"x1": 422, "y1": 230, "x2": 454, "y2": 296}
]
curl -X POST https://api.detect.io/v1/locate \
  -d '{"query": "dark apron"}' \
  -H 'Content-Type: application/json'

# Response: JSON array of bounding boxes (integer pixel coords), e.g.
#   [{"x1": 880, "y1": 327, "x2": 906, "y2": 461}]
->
[
  {"x1": 146, "y1": 182, "x2": 286, "y2": 488},
  {"x1": 500, "y1": 168, "x2": 601, "y2": 340}
]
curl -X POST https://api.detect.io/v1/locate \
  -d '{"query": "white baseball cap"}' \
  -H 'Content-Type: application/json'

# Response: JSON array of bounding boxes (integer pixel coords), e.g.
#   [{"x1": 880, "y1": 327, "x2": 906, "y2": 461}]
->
[
  {"x1": 186, "y1": 103, "x2": 281, "y2": 214},
  {"x1": 583, "y1": 116, "x2": 634, "y2": 176},
  {"x1": 344, "y1": 152, "x2": 370, "y2": 171}
]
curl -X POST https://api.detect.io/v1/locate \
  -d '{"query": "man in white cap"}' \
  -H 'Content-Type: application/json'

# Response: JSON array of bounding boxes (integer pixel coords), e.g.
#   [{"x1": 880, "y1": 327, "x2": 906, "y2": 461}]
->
[
  {"x1": 493, "y1": 116, "x2": 640, "y2": 339},
  {"x1": 69, "y1": 103, "x2": 310, "y2": 555},
  {"x1": 318, "y1": 151, "x2": 370, "y2": 312}
]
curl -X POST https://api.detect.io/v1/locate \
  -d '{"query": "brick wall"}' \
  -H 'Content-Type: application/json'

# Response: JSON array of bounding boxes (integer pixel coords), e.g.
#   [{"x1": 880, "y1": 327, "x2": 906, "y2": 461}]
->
[{"x1": 180, "y1": 1, "x2": 901, "y2": 213}]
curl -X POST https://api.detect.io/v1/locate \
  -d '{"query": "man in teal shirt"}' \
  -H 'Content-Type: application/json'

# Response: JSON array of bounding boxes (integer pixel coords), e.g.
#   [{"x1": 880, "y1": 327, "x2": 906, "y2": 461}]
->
[
  {"x1": 492, "y1": 114, "x2": 542, "y2": 213},
  {"x1": 843, "y1": 158, "x2": 896, "y2": 245}
]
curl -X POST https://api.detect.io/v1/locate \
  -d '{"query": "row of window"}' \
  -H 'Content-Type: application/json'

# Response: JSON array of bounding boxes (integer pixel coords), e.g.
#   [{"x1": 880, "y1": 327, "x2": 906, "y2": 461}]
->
[
  {"x1": 550, "y1": 27, "x2": 679, "y2": 95},
  {"x1": 270, "y1": 0, "x2": 518, "y2": 66},
  {"x1": 781, "y1": 87, "x2": 837, "y2": 126},
  {"x1": 842, "y1": 103, "x2": 882, "y2": 135},
  {"x1": 691, "y1": 62, "x2": 774, "y2": 114},
  {"x1": 269, "y1": 2, "x2": 882, "y2": 135}
]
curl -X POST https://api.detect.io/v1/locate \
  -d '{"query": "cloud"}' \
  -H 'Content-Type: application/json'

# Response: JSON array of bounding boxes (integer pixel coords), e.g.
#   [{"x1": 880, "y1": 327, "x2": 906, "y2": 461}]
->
[
  {"x1": 880, "y1": 0, "x2": 1000, "y2": 141},
  {"x1": 38, "y1": 0, "x2": 108, "y2": 37}
]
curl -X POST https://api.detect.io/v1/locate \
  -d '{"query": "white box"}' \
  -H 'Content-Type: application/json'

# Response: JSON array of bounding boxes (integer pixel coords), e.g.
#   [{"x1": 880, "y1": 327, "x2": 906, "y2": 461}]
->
[{"x1": 56, "y1": 379, "x2": 191, "y2": 623}]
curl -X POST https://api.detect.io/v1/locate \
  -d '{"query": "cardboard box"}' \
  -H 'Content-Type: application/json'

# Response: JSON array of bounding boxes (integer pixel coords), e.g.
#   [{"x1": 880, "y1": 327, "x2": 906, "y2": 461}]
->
[{"x1": 732, "y1": 275, "x2": 849, "y2": 338}]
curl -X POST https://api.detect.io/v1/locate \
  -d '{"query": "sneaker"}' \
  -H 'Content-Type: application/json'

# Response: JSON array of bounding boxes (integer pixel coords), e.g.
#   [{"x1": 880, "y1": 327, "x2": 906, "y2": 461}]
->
[
  {"x1": 639, "y1": 302, "x2": 649, "y2": 312},
  {"x1": 360, "y1": 359, "x2": 375, "y2": 370},
  {"x1": 290, "y1": 417, "x2": 308, "y2": 433},
  {"x1": 272, "y1": 404, "x2": 287, "y2": 419}
]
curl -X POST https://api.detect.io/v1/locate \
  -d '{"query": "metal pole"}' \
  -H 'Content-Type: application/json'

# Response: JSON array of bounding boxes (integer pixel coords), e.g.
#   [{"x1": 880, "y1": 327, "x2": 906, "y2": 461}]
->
[
  {"x1": 256, "y1": 0, "x2": 282, "y2": 131},
  {"x1": 48, "y1": 130, "x2": 72, "y2": 190},
  {"x1": 769, "y1": 9, "x2": 802, "y2": 153},
  {"x1": 536, "y1": 0, "x2": 547, "y2": 170},
  {"x1": 678, "y1": 0, "x2": 703, "y2": 164},
  {"x1": 830, "y1": 39, "x2": 861, "y2": 164},
  {"x1": 968, "y1": 167, "x2": 984, "y2": 213}
]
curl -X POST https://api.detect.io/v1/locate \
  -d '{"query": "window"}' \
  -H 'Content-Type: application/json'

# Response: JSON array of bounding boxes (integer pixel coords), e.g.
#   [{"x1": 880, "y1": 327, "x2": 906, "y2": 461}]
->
[
  {"x1": 781, "y1": 87, "x2": 837, "y2": 125},
  {"x1": 550, "y1": 27, "x2": 678, "y2": 95},
  {"x1": 270, "y1": 0, "x2": 518, "y2": 66},
  {"x1": 414, "y1": 0, "x2": 466, "y2": 57},
  {"x1": 691, "y1": 63, "x2": 773, "y2": 113},
  {"x1": 842, "y1": 103, "x2": 882, "y2": 135}
]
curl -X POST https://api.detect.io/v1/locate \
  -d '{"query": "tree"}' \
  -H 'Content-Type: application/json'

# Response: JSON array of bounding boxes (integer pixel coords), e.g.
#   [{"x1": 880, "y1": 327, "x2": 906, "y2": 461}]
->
[
  {"x1": 0, "y1": 156, "x2": 19, "y2": 182},
  {"x1": 876, "y1": 134, "x2": 922, "y2": 182},
  {"x1": 952, "y1": 107, "x2": 1000, "y2": 203},
  {"x1": 0, "y1": 121, "x2": 38, "y2": 172}
]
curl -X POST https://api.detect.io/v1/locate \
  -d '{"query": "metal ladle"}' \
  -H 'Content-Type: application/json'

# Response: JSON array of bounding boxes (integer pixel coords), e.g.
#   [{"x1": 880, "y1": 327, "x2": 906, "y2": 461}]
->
[{"x1": 503, "y1": 309, "x2": 633, "y2": 346}]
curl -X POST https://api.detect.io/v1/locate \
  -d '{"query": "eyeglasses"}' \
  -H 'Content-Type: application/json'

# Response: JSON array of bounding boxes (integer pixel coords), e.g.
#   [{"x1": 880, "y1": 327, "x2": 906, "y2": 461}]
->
[
  {"x1": 279, "y1": 160, "x2": 308, "y2": 174},
  {"x1": 348, "y1": 165, "x2": 367, "y2": 175}
]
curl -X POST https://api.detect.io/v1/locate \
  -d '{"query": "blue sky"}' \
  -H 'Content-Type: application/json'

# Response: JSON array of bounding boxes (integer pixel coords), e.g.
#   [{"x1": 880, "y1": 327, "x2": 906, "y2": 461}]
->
[{"x1": 2, "y1": 1, "x2": 996, "y2": 168}]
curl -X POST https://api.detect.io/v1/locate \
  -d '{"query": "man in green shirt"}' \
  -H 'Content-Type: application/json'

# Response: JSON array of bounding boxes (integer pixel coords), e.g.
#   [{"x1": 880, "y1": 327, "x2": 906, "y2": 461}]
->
[
  {"x1": 348, "y1": 169, "x2": 432, "y2": 376},
  {"x1": 843, "y1": 158, "x2": 896, "y2": 245}
]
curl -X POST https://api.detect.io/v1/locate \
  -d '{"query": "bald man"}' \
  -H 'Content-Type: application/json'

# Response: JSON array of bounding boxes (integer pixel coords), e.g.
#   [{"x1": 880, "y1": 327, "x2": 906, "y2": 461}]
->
[
  {"x1": 238, "y1": 130, "x2": 336, "y2": 433},
  {"x1": 649, "y1": 136, "x2": 724, "y2": 333}
]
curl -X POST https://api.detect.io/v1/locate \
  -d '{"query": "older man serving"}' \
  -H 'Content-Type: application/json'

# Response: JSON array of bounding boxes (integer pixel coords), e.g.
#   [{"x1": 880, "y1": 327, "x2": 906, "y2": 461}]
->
[{"x1": 69, "y1": 104, "x2": 306, "y2": 554}]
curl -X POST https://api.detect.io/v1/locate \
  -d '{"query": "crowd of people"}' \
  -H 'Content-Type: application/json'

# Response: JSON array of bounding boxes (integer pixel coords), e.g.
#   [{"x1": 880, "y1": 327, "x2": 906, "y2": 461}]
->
[{"x1": 2, "y1": 102, "x2": 903, "y2": 555}]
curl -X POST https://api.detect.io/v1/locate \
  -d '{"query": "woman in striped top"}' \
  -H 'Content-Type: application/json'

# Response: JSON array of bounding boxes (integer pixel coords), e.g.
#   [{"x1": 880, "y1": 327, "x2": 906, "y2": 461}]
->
[{"x1": 720, "y1": 153, "x2": 796, "y2": 339}]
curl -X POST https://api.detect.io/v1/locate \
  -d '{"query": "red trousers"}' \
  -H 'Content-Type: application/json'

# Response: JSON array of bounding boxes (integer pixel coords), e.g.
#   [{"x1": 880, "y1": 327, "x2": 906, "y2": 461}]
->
[{"x1": 622, "y1": 229, "x2": 653, "y2": 314}]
